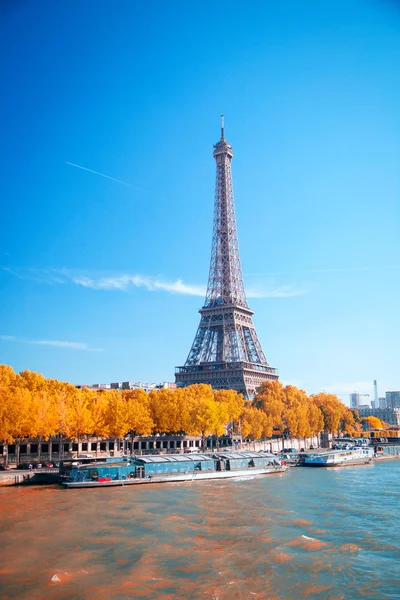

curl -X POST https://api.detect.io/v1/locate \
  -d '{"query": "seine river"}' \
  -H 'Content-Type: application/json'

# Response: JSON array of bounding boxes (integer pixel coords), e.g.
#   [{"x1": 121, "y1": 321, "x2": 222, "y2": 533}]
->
[{"x1": 1, "y1": 460, "x2": 399, "y2": 600}]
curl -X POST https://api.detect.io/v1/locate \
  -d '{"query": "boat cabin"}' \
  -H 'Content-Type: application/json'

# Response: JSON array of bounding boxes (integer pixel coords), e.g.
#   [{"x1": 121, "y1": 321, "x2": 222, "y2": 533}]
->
[{"x1": 213, "y1": 451, "x2": 280, "y2": 471}]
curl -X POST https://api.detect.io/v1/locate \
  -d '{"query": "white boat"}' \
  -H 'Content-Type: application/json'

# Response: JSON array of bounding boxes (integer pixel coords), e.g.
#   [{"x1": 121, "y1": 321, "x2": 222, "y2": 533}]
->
[{"x1": 301, "y1": 446, "x2": 374, "y2": 467}]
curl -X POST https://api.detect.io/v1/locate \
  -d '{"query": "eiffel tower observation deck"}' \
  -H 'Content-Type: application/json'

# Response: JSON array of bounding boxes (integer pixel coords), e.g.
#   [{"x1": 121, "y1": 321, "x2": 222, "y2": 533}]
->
[{"x1": 175, "y1": 117, "x2": 279, "y2": 399}]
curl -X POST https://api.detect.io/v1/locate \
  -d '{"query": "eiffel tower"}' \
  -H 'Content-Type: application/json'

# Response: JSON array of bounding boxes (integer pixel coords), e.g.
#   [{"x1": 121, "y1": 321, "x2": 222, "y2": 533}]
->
[{"x1": 175, "y1": 117, "x2": 279, "y2": 399}]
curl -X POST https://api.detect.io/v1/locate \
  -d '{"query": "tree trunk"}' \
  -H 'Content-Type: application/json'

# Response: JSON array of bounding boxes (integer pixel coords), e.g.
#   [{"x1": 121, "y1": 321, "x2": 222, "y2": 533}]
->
[
  {"x1": 37, "y1": 437, "x2": 42, "y2": 462},
  {"x1": 131, "y1": 433, "x2": 135, "y2": 456},
  {"x1": 49, "y1": 437, "x2": 52, "y2": 462}
]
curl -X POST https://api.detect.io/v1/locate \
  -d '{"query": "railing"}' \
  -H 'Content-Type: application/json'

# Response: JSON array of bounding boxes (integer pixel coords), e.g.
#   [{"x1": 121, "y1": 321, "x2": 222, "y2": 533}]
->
[{"x1": 176, "y1": 362, "x2": 278, "y2": 374}]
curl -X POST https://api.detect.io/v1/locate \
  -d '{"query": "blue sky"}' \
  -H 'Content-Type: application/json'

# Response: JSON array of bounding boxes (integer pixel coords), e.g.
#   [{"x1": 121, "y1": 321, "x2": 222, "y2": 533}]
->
[{"x1": 1, "y1": 0, "x2": 399, "y2": 403}]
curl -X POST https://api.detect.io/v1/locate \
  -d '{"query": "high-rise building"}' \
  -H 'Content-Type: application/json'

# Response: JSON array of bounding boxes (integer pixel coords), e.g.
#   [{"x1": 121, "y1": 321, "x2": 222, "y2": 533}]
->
[
  {"x1": 379, "y1": 397, "x2": 386, "y2": 408},
  {"x1": 385, "y1": 391, "x2": 400, "y2": 409},
  {"x1": 350, "y1": 393, "x2": 361, "y2": 409},
  {"x1": 175, "y1": 118, "x2": 278, "y2": 399},
  {"x1": 358, "y1": 407, "x2": 400, "y2": 426},
  {"x1": 373, "y1": 380, "x2": 378, "y2": 404}
]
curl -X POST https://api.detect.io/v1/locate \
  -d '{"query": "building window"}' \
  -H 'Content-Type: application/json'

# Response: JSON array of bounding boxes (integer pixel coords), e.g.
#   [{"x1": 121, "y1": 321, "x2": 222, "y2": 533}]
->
[
  {"x1": 8, "y1": 445, "x2": 15, "y2": 455},
  {"x1": 52, "y1": 444, "x2": 59, "y2": 453},
  {"x1": 100, "y1": 442, "x2": 107, "y2": 451},
  {"x1": 163, "y1": 441, "x2": 168, "y2": 448},
  {"x1": 31, "y1": 444, "x2": 38, "y2": 453},
  {"x1": 64, "y1": 443, "x2": 70, "y2": 452},
  {"x1": 72, "y1": 443, "x2": 78, "y2": 451},
  {"x1": 82, "y1": 443, "x2": 88, "y2": 451},
  {"x1": 133, "y1": 442, "x2": 139, "y2": 450},
  {"x1": 20, "y1": 445, "x2": 27, "y2": 454},
  {"x1": 90, "y1": 443, "x2": 97, "y2": 451},
  {"x1": 148, "y1": 441, "x2": 154, "y2": 449},
  {"x1": 41, "y1": 444, "x2": 49, "y2": 453}
]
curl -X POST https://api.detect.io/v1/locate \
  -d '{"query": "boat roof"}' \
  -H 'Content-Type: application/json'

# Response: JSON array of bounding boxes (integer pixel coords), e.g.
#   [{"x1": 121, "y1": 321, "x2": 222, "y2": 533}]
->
[
  {"x1": 136, "y1": 454, "x2": 212, "y2": 464},
  {"x1": 215, "y1": 451, "x2": 275, "y2": 459}
]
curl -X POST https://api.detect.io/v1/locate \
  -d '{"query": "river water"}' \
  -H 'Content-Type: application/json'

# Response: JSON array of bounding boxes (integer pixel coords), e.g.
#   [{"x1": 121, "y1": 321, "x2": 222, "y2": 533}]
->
[{"x1": 1, "y1": 460, "x2": 399, "y2": 600}]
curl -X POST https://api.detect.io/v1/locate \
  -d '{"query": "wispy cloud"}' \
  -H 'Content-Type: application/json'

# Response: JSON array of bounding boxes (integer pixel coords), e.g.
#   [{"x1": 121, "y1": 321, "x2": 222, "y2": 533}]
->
[
  {"x1": 69, "y1": 273, "x2": 206, "y2": 296},
  {"x1": 68, "y1": 273, "x2": 306, "y2": 298},
  {"x1": 2, "y1": 268, "x2": 306, "y2": 299},
  {"x1": 0, "y1": 335, "x2": 102, "y2": 352}
]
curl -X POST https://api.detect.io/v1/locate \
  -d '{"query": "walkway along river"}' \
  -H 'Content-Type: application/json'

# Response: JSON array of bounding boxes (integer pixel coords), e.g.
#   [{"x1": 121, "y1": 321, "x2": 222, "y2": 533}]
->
[{"x1": 1, "y1": 459, "x2": 400, "y2": 599}]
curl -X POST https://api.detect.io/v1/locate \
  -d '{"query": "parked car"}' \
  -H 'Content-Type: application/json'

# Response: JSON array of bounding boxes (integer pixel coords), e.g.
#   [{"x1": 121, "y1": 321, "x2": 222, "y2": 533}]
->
[
  {"x1": 282, "y1": 448, "x2": 297, "y2": 453},
  {"x1": 0, "y1": 464, "x2": 11, "y2": 471},
  {"x1": 31, "y1": 462, "x2": 42, "y2": 469}
]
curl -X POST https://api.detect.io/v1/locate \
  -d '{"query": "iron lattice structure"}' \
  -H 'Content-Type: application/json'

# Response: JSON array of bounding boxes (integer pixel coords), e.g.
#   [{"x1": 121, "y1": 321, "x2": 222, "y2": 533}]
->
[{"x1": 175, "y1": 118, "x2": 278, "y2": 398}]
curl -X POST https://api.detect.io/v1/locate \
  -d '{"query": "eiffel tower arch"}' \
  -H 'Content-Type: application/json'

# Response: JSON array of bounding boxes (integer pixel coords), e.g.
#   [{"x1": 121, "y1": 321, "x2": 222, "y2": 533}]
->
[{"x1": 175, "y1": 117, "x2": 278, "y2": 399}]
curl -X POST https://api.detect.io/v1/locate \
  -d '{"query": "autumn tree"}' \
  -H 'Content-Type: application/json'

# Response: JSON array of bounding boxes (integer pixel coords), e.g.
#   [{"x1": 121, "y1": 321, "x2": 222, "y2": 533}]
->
[
  {"x1": 362, "y1": 416, "x2": 384, "y2": 430},
  {"x1": 65, "y1": 387, "x2": 93, "y2": 453},
  {"x1": 311, "y1": 393, "x2": 348, "y2": 434},
  {"x1": 123, "y1": 388, "x2": 154, "y2": 454},
  {"x1": 0, "y1": 365, "x2": 19, "y2": 445},
  {"x1": 88, "y1": 390, "x2": 110, "y2": 454},
  {"x1": 254, "y1": 380, "x2": 285, "y2": 430},
  {"x1": 184, "y1": 385, "x2": 221, "y2": 450},
  {"x1": 20, "y1": 370, "x2": 58, "y2": 460},
  {"x1": 241, "y1": 405, "x2": 271, "y2": 441},
  {"x1": 104, "y1": 390, "x2": 128, "y2": 452},
  {"x1": 213, "y1": 389, "x2": 244, "y2": 431}
]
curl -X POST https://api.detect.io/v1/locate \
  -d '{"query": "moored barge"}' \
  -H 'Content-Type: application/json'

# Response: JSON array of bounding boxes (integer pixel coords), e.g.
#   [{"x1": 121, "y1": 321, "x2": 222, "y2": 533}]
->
[
  {"x1": 301, "y1": 446, "x2": 374, "y2": 467},
  {"x1": 61, "y1": 451, "x2": 286, "y2": 488}
]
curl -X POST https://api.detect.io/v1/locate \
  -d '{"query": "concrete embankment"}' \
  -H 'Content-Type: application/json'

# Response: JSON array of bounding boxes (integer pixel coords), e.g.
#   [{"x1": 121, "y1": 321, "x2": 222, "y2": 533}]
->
[{"x1": 0, "y1": 470, "x2": 61, "y2": 487}]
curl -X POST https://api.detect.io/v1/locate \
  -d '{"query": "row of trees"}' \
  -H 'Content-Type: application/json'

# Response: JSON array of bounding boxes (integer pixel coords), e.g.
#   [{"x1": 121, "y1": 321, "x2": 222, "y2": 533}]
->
[{"x1": 0, "y1": 365, "x2": 380, "y2": 453}]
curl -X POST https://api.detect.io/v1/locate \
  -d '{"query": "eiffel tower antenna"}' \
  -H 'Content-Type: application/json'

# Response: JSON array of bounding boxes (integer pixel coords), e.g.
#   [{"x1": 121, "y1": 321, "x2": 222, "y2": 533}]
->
[{"x1": 175, "y1": 118, "x2": 278, "y2": 398}]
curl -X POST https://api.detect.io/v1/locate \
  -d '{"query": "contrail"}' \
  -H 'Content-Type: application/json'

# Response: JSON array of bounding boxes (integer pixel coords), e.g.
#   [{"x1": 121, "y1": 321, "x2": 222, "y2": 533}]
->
[{"x1": 66, "y1": 161, "x2": 134, "y2": 188}]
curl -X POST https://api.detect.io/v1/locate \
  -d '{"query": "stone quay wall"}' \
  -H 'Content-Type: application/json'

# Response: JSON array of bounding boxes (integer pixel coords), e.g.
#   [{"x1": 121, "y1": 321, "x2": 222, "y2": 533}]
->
[{"x1": 0, "y1": 433, "x2": 330, "y2": 466}]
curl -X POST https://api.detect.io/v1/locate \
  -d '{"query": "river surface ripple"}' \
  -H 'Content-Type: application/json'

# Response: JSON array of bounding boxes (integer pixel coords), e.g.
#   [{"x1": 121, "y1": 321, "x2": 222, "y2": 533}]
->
[{"x1": 1, "y1": 460, "x2": 400, "y2": 599}]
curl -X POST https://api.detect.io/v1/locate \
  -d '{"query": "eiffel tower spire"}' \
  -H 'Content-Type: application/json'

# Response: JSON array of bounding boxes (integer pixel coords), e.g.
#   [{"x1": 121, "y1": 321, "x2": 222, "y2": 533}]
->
[{"x1": 175, "y1": 119, "x2": 278, "y2": 399}]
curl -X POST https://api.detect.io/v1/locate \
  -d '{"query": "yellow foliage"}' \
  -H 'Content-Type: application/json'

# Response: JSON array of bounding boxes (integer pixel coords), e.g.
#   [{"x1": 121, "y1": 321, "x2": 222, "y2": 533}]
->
[{"x1": 0, "y1": 364, "x2": 354, "y2": 445}]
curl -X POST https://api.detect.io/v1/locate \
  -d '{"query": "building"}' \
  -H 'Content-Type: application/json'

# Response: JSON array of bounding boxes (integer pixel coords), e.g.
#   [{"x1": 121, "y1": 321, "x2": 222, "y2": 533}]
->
[
  {"x1": 77, "y1": 381, "x2": 176, "y2": 392},
  {"x1": 358, "y1": 407, "x2": 400, "y2": 426},
  {"x1": 350, "y1": 393, "x2": 363, "y2": 409},
  {"x1": 385, "y1": 391, "x2": 400, "y2": 409},
  {"x1": 379, "y1": 397, "x2": 386, "y2": 408},
  {"x1": 175, "y1": 118, "x2": 278, "y2": 399}
]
